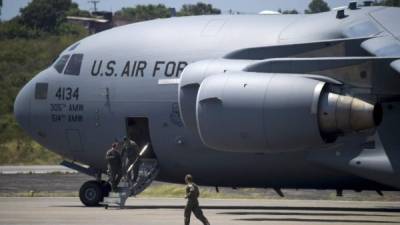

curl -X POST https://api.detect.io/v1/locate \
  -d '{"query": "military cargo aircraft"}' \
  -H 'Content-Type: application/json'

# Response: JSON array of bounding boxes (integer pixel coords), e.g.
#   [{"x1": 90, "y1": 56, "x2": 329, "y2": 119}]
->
[{"x1": 14, "y1": 4, "x2": 400, "y2": 206}]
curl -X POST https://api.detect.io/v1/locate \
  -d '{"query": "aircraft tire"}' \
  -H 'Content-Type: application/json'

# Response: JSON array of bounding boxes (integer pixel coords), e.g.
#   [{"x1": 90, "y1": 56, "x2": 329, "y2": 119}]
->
[{"x1": 79, "y1": 180, "x2": 103, "y2": 207}]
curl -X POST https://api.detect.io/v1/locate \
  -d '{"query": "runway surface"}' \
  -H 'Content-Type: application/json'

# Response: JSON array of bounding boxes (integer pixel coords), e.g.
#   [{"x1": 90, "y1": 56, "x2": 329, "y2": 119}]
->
[
  {"x1": 0, "y1": 197, "x2": 399, "y2": 225},
  {"x1": 1, "y1": 166, "x2": 400, "y2": 224},
  {"x1": 0, "y1": 165, "x2": 76, "y2": 174},
  {"x1": 2, "y1": 166, "x2": 400, "y2": 201}
]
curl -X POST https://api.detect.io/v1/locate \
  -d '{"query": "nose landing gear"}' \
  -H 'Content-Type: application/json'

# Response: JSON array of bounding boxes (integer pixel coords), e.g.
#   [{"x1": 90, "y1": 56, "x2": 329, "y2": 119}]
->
[{"x1": 79, "y1": 180, "x2": 111, "y2": 207}]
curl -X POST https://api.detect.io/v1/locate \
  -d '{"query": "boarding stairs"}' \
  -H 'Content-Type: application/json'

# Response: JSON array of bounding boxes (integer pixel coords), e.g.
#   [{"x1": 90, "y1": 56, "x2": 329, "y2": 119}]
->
[{"x1": 101, "y1": 158, "x2": 159, "y2": 209}]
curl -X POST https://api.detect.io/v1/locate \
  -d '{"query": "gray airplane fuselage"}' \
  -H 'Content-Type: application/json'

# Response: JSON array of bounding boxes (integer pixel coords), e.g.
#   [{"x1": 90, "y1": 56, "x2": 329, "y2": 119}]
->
[{"x1": 14, "y1": 7, "x2": 400, "y2": 190}]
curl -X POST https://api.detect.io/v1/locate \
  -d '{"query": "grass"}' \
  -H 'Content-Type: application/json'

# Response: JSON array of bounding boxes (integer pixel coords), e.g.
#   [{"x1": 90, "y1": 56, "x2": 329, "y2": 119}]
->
[
  {"x1": 0, "y1": 138, "x2": 62, "y2": 165},
  {"x1": 0, "y1": 184, "x2": 262, "y2": 199},
  {"x1": 0, "y1": 30, "x2": 87, "y2": 165},
  {"x1": 140, "y1": 184, "x2": 261, "y2": 199}
]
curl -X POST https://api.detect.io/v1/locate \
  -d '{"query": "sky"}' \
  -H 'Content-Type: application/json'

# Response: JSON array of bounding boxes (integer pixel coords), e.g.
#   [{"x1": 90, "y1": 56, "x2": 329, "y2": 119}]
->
[{"x1": 1, "y1": 0, "x2": 352, "y2": 21}]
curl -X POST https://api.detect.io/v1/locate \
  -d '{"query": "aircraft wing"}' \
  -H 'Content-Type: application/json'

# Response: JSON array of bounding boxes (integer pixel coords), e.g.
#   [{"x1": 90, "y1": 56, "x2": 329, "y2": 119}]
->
[
  {"x1": 221, "y1": 7, "x2": 400, "y2": 97},
  {"x1": 225, "y1": 7, "x2": 400, "y2": 72},
  {"x1": 361, "y1": 35, "x2": 400, "y2": 74},
  {"x1": 342, "y1": 7, "x2": 400, "y2": 73}
]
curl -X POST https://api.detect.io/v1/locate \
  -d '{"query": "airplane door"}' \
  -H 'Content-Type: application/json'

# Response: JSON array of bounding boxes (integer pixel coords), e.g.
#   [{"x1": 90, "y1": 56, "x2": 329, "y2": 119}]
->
[{"x1": 126, "y1": 117, "x2": 155, "y2": 158}]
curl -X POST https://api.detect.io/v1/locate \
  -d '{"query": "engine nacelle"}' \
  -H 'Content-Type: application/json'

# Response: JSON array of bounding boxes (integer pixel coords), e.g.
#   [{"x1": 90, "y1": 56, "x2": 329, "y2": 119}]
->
[
  {"x1": 195, "y1": 72, "x2": 380, "y2": 153},
  {"x1": 179, "y1": 59, "x2": 254, "y2": 131}
]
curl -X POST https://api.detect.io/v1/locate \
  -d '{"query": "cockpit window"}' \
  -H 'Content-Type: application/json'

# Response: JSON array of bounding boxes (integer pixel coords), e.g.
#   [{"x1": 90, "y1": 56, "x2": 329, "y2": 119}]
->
[
  {"x1": 64, "y1": 54, "x2": 83, "y2": 76},
  {"x1": 53, "y1": 55, "x2": 70, "y2": 73}
]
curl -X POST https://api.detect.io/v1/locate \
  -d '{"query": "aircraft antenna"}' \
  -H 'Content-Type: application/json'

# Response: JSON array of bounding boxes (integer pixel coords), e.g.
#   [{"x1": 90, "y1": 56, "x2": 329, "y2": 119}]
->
[{"x1": 88, "y1": 0, "x2": 100, "y2": 12}]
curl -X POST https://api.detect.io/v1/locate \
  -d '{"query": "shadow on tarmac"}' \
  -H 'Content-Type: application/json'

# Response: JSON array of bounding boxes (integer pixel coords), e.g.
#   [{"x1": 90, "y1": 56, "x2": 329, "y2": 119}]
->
[
  {"x1": 55, "y1": 204, "x2": 400, "y2": 213},
  {"x1": 218, "y1": 211, "x2": 399, "y2": 217},
  {"x1": 234, "y1": 218, "x2": 398, "y2": 223},
  {"x1": 54, "y1": 204, "x2": 400, "y2": 223}
]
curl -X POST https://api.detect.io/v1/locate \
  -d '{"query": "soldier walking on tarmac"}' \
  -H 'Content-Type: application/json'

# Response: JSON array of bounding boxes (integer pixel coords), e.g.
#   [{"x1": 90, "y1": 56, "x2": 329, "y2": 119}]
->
[
  {"x1": 106, "y1": 143, "x2": 122, "y2": 191},
  {"x1": 184, "y1": 174, "x2": 210, "y2": 225}
]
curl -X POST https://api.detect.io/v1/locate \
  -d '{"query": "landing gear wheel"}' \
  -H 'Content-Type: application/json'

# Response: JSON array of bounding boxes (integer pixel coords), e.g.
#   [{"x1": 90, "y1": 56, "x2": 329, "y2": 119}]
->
[{"x1": 79, "y1": 180, "x2": 103, "y2": 207}]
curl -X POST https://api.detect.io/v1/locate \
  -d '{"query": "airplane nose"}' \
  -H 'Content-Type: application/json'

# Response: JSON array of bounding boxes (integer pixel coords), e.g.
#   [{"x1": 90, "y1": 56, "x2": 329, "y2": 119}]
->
[{"x1": 14, "y1": 84, "x2": 31, "y2": 131}]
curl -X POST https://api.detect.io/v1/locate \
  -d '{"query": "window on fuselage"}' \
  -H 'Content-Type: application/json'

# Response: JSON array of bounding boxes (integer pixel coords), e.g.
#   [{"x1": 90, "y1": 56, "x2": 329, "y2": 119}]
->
[
  {"x1": 35, "y1": 83, "x2": 48, "y2": 100},
  {"x1": 53, "y1": 55, "x2": 70, "y2": 73},
  {"x1": 64, "y1": 54, "x2": 83, "y2": 76}
]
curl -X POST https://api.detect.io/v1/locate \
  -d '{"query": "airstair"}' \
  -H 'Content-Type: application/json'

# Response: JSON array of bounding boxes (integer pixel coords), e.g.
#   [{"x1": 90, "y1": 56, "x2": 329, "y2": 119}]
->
[{"x1": 101, "y1": 158, "x2": 159, "y2": 209}]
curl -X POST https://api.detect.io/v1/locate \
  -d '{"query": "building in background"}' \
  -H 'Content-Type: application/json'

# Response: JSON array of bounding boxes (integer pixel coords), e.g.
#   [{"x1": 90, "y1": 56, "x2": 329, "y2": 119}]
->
[
  {"x1": 67, "y1": 11, "x2": 113, "y2": 34},
  {"x1": 68, "y1": 8, "x2": 178, "y2": 34}
]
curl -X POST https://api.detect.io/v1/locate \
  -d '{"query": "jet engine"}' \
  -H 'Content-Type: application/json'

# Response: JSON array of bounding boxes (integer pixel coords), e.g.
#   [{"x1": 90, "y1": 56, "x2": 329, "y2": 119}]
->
[{"x1": 179, "y1": 71, "x2": 382, "y2": 153}]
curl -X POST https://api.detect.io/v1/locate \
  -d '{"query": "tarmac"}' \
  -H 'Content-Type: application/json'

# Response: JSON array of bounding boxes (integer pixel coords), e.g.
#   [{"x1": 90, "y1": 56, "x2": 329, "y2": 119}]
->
[
  {"x1": 1, "y1": 166, "x2": 400, "y2": 224},
  {"x1": 0, "y1": 165, "x2": 76, "y2": 174},
  {"x1": 0, "y1": 197, "x2": 400, "y2": 225}
]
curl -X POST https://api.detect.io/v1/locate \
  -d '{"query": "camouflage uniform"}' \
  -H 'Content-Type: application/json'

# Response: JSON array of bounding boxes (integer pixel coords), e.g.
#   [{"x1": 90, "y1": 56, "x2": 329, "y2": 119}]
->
[
  {"x1": 184, "y1": 182, "x2": 210, "y2": 225},
  {"x1": 122, "y1": 139, "x2": 140, "y2": 181},
  {"x1": 106, "y1": 146, "x2": 122, "y2": 191}
]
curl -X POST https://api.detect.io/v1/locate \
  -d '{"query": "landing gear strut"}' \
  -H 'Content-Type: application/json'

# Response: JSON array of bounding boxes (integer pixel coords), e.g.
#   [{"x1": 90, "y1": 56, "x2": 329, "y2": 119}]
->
[{"x1": 79, "y1": 180, "x2": 111, "y2": 207}]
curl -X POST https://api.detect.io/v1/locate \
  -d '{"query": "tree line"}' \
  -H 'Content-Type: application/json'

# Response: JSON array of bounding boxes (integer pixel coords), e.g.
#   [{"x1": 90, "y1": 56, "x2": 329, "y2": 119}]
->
[
  {"x1": 1, "y1": 0, "x2": 399, "y2": 39},
  {"x1": 282, "y1": 0, "x2": 399, "y2": 14},
  {"x1": 0, "y1": 1, "x2": 221, "y2": 40},
  {"x1": 114, "y1": 3, "x2": 221, "y2": 22}
]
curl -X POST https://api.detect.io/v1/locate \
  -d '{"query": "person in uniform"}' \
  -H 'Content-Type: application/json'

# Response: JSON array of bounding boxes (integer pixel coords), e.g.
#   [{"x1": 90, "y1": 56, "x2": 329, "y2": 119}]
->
[
  {"x1": 106, "y1": 143, "x2": 122, "y2": 191},
  {"x1": 122, "y1": 136, "x2": 140, "y2": 181},
  {"x1": 184, "y1": 174, "x2": 210, "y2": 225}
]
